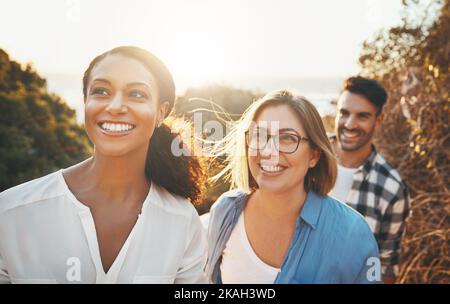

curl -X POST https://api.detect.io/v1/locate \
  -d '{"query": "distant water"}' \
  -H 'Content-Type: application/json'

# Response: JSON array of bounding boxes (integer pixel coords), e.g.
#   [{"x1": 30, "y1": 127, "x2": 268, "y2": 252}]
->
[{"x1": 46, "y1": 74, "x2": 342, "y2": 124}]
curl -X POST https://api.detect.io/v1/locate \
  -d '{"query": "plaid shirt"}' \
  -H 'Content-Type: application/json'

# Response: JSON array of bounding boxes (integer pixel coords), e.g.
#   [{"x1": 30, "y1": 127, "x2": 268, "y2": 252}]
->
[{"x1": 332, "y1": 142, "x2": 410, "y2": 278}]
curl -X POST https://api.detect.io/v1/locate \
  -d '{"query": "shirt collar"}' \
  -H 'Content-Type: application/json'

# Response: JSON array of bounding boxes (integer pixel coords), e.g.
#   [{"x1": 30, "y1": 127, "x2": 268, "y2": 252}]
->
[
  {"x1": 359, "y1": 145, "x2": 379, "y2": 178},
  {"x1": 236, "y1": 190, "x2": 323, "y2": 230},
  {"x1": 299, "y1": 191, "x2": 323, "y2": 230}
]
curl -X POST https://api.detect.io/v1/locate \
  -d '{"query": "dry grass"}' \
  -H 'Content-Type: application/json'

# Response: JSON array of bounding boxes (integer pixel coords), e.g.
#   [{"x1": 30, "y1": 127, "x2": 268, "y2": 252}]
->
[{"x1": 374, "y1": 86, "x2": 449, "y2": 283}]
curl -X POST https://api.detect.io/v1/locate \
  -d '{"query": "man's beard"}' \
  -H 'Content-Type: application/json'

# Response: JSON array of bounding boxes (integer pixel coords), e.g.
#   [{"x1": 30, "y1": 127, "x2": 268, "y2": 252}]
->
[{"x1": 337, "y1": 126, "x2": 375, "y2": 152}]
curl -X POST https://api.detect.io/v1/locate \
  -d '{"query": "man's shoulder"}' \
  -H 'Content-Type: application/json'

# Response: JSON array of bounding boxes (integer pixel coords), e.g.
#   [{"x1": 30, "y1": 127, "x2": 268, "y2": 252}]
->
[
  {"x1": 366, "y1": 151, "x2": 409, "y2": 205},
  {"x1": 371, "y1": 152, "x2": 406, "y2": 187}
]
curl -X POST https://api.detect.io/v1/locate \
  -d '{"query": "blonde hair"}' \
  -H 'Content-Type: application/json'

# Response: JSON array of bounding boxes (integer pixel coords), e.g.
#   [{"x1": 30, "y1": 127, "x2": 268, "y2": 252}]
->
[{"x1": 211, "y1": 89, "x2": 337, "y2": 196}]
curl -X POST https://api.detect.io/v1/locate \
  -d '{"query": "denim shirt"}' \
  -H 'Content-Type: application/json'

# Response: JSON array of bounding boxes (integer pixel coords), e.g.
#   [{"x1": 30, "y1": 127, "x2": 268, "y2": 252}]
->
[{"x1": 204, "y1": 190, "x2": 382, "y2": 284}]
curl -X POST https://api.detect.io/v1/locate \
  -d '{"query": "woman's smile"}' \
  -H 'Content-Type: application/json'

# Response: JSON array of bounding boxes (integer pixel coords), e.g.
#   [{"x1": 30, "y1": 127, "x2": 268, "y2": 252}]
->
[
  {"x1": 259, "y1": 162, "x2": 287, "y2": 176},
  {"x1": 97, "y1": 120, "x2": 137, "y2": 137}
]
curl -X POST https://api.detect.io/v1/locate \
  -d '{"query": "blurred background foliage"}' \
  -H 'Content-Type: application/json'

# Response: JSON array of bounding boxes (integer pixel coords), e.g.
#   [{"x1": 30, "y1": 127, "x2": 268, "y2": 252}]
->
[
  {"x1": 0, "y1": 49, "x2": 92, "y2": 191},
  {"x1": 173, "y1": 85, "x2": 262, "y2": 214},
  {"x1": 357, "y1": 0, "x2": 449, "y2": 283}
]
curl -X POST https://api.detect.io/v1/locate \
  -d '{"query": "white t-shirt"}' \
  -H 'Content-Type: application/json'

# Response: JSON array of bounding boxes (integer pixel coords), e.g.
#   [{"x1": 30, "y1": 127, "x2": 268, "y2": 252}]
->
[
  {"x1": 220, "y1": 213, "x2": 280, "y2": 284},
  {"x1": 0, "y1": 169, "x2": 207, "y2": 284},
  {"x1": 330, "y1": 164, "x2": 358, "y2": 203}
]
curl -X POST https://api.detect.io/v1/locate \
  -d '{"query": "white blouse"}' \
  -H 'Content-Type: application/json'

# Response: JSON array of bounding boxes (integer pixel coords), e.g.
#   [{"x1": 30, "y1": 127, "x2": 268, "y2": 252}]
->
[
  {"x1": 220, "y1": 213, "x2": 280, "y2": 284},
  {"x1": 0, "y1": 169, "x2": 207, "y2": 284}
]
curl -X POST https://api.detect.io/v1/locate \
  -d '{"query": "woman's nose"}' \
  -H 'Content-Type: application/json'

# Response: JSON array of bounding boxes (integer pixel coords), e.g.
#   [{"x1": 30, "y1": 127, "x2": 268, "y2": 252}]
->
[
  {"x1": 260, "y1": 137, "x2": 280, "y2": 159},
  {"x1": 106, "y1": 93, "x2": 127, "y2": 114}
]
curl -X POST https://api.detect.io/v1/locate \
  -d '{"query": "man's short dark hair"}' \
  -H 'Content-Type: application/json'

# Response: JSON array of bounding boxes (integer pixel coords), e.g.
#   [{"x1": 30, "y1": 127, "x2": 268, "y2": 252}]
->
[{"x1": 341, "y1": 76, "x2": 388, "y2": 115}]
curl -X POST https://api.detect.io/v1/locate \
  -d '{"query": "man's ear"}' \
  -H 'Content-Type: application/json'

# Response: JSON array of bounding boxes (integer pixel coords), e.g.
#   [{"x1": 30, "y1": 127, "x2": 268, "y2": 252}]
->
[{"x1": 376, "y1": 112, "x2": 384, "y2": 127}]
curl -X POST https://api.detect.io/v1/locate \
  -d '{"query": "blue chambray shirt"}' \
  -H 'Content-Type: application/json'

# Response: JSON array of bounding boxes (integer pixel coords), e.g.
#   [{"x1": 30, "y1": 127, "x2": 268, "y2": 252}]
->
[{"x1": 204, "y1": 190, "x2": 382, "y2": 284}]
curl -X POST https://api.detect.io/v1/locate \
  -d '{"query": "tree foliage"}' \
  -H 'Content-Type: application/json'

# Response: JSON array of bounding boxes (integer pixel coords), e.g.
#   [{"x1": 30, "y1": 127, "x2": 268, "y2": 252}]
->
[{"x1": 0, "y1": 49, "x2": 92, "y2": 191}]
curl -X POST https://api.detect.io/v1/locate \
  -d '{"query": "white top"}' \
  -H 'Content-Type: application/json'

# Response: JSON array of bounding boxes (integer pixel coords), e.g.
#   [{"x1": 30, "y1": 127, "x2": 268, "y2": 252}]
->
[
  {"x1": 220, "y1": 213, "x2": 280, "y2": 284},
  {"x1": 199, "y1": 212, "x2": 210, "y2": 233},
  {"x1": 0, "y1": 169, "x2": 207, "y2": 284},
  {"x1": 330, "y1": 164, "x2": 358, "y2": 203}
]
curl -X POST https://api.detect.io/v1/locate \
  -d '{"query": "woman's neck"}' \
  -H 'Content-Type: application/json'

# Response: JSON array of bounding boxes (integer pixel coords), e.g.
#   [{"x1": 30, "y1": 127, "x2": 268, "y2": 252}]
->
[
  {"x1": 250, "y1": 185, "x2": 307, "y2": 220},
  {"x1": 67, "y1": 150, "x2": 150, "y2": 205}
]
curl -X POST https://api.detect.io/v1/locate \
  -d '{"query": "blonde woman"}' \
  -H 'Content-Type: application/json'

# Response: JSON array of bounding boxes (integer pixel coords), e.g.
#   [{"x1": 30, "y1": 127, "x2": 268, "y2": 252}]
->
[{"x1": 204, "y1": 90, "x2": 381, "y2": 284}]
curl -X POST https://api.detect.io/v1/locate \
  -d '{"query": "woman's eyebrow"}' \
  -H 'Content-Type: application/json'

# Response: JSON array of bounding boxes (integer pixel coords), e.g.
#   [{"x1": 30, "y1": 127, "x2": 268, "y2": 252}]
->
[
  {"x1": 91, "y1": 79, "x2": 152, "y2": 89},
  {"x1": 92, "y1": 78, "x2": 111, "y2": 85},
  {"x1": 126, "y1": 82, "x2": 152, "y2": 89},
  {"x1": 254, "y1": 127, "x2": 300, "y2": 135},
  {"x1": 279, "y1": 128, "x2": 299, "y2": 134}
]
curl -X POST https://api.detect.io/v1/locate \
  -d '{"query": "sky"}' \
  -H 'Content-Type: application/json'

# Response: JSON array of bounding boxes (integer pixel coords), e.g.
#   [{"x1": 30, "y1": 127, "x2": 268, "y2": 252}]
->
[{"x1": 1, "y1": 0, "x2": 404, "y2": 93}]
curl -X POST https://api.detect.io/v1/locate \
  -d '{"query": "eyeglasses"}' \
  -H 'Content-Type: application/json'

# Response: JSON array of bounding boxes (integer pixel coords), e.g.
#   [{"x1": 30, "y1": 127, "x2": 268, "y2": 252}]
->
[{"x1": 245, "y1": 130, "x2": 309, "y2": 154}]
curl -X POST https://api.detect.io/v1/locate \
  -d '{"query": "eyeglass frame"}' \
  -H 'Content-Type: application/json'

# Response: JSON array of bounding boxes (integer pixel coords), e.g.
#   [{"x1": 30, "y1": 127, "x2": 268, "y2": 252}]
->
[{"x1": 245, "y1": 129, "x2": 309, "y2": 154}]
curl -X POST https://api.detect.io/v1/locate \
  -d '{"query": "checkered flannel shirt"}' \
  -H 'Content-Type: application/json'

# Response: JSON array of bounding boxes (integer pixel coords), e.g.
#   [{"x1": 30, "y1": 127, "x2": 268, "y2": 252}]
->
[
  {"x1": 341, "y1": 145, "x2": 410, "y2": 278},
  {"x1": 328, "y1": 133, "x2": 411, "y2": 278}
]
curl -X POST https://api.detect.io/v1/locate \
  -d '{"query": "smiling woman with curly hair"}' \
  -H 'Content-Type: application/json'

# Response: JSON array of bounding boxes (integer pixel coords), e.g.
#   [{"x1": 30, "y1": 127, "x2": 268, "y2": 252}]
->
[{"x1": 0, "y1": 46, "x2": 207, "y2": 284}]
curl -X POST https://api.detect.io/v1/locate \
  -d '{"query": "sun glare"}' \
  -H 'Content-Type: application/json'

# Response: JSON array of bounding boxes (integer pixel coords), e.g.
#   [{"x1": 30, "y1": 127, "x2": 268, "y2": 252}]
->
[{"x1": 157, "y1": 5, "x2": 235, "y2": 87}]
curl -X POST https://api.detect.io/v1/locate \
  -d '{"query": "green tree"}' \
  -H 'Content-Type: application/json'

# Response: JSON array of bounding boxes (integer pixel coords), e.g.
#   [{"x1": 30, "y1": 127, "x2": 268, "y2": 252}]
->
[{"x1": 0, "y1": 49, "x2": 92, "y2": 191}]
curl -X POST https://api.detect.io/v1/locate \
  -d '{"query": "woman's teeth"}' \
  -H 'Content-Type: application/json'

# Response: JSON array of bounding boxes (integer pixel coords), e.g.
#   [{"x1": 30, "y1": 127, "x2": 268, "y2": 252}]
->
[
  {"x1": 260, "y1": 165, "x2": 285, "y2": 173},
  {"x1": 100, "y1": 122, "x2": 135, "y2": 132}
]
